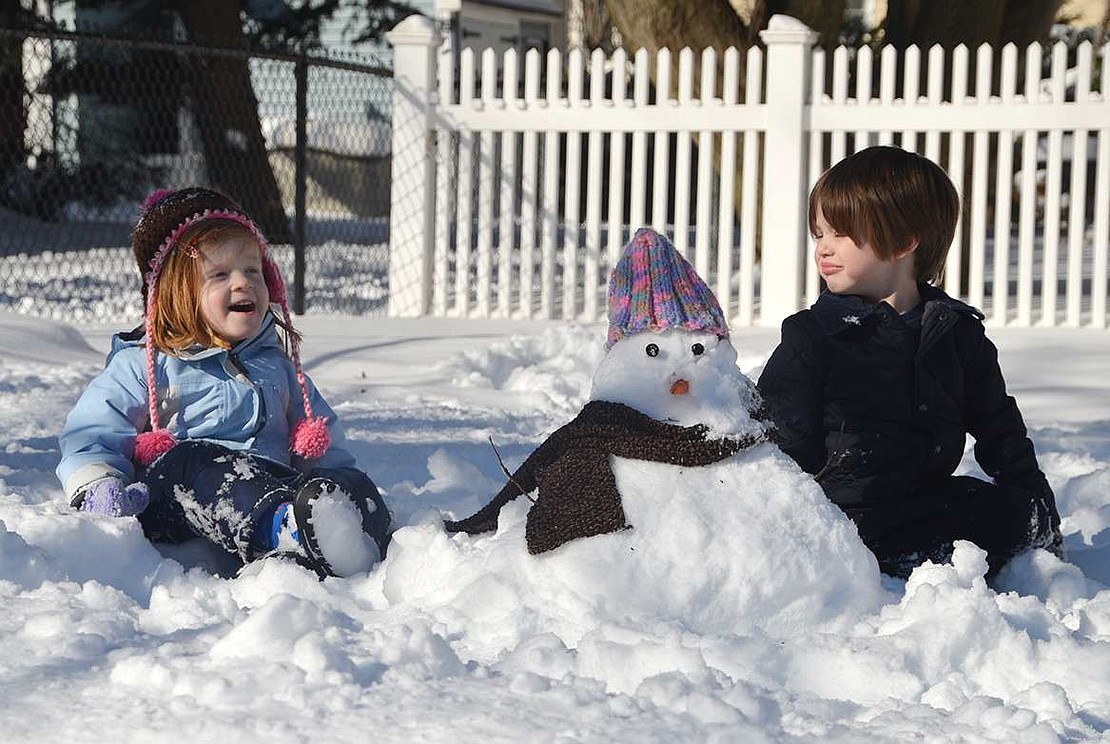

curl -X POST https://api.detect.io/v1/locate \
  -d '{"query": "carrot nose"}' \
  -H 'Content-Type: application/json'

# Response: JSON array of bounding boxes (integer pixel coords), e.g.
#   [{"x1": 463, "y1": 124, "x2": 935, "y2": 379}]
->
[{"x1": 670, "y1": 378, "x2": 689, "y2": 396}]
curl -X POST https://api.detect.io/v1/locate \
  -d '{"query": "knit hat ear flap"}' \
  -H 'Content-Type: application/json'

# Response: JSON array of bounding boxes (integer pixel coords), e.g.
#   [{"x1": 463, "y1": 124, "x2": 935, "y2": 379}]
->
[
  {"x1": 605, "y1": 227, "x2": 729, "y2": 349},
  {"x1": 262, "y1": 260, "x2": 285, "y2": 305},
  {"x1": 131, "y1": 187, "x2": 330, "y2": 466}
]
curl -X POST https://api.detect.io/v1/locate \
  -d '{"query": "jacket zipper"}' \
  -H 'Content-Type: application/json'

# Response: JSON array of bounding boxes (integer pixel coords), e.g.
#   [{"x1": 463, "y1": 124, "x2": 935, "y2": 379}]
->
[
  {"x1": 227, "y1": 351, "x2": 250, "y2": 378},
  {"x1": 227, "y1": 351, "x2": 268, "y2": 440}
]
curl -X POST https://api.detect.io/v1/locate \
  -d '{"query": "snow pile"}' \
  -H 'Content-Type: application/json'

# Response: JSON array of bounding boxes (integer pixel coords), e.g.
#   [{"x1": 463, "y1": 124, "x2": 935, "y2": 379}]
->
[
  {"x1": 263, "y1": 117, "x2": 392, "y2": 159},
  {"x1": 381, "y1": 443, "x2": 883, "y2": 666},
  {"x1": 446, "y1": 324, "x2": 602, "y2": 417}
]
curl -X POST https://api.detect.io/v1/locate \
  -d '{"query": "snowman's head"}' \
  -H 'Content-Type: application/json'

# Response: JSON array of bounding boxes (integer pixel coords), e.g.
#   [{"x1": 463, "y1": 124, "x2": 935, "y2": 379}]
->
[
  {"x1": 590, "y1": 328, "x2": 763, "y2": 436},
  {"x1": 596, "y1": 228, "x2": 765, "y2": 436}
]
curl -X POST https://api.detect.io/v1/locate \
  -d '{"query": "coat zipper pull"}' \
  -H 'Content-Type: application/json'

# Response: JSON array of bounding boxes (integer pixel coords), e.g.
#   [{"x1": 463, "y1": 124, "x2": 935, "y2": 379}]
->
[{"x1": 227, "y1": 352, "x2": 250, "y2": 379}]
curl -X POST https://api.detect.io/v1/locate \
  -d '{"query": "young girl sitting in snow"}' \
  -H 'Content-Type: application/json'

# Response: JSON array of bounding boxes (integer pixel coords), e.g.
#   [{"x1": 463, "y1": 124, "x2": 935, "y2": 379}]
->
[
  {"x1": 56, "y1": 187, "x2": 391, "y2": 578},
  {"x1": 757, "y1": 146, "x2": 1061, "y2": 579}
]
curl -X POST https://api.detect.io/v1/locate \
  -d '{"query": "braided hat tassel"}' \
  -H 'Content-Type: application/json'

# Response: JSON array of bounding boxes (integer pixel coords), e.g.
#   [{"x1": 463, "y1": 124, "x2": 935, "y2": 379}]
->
[{"x1": 278, "y1": 293, "x2": 330, "y2": 460}]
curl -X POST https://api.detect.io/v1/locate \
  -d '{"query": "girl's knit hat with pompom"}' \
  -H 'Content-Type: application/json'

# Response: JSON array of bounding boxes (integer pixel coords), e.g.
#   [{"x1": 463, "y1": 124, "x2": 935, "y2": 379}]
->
[{"x1": 130, "y1": 187, "x2": 330, "y2": 467}]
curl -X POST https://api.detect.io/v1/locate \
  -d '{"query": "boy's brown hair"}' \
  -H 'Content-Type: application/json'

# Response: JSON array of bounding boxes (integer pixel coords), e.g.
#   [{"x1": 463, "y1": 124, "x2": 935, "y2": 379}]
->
[
  {"x1": 808, "y1": 146, "x2": 960, "y2": 283},
  {"x1": 148, "y1": 220, "x2": 260, "y2": 353}
]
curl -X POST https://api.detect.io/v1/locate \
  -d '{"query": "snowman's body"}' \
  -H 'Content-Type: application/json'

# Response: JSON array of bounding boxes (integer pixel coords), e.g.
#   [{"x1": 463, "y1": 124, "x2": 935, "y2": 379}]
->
[{"x1": 598, "y1": 445, "x2": 882, "y2": 636}]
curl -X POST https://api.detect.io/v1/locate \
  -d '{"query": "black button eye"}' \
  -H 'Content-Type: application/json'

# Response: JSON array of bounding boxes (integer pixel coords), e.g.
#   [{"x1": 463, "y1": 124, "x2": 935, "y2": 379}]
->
[
  {"x1": 645, "y1": 343, "x2": 659, "y2": 357},
  {"x1": 691, "y1": 343, "x2": 705, "y2": 356}
]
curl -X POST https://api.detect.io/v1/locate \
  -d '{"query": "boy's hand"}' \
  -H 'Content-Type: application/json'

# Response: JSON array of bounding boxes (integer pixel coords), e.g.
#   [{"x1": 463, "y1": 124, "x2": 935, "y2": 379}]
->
[
  {"x1": 1022, "y1": 482, "x2": 1063, "y2": 557},
  {"x1": 79, "y1": 478, "x2": 150, "y2": 517}
]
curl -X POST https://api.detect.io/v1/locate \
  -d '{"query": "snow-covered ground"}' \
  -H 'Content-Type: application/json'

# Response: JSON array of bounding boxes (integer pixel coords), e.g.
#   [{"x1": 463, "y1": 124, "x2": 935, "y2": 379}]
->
[{"x1": 1, "y1": 305, "x2": 1109, "y2": 742}]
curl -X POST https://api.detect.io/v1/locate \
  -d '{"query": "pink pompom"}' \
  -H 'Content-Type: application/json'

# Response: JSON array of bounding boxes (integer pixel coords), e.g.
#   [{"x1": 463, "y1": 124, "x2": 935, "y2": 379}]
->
[
  {"x1": 291, "y1": 416, "x2": 331, "y2": 460},
  {"x1": 134, "y1": 429, "x2": 177, "y2": 466},
  {"x1": 143, "y1": 188, "x2": 175, "y2": 212}
]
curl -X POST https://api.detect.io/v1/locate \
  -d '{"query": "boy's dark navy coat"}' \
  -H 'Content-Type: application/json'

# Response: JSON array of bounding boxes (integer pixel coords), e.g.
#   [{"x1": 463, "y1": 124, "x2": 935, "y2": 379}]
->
[{"x1": 757, "y1": 283, "x2": 1057, "y2": 538}]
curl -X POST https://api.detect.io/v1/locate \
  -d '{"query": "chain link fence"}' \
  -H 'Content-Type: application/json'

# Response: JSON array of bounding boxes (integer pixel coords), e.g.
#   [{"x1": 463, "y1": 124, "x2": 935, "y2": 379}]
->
[{"x1": 1, "y1": 25, "x2": 393, "y2": 323}]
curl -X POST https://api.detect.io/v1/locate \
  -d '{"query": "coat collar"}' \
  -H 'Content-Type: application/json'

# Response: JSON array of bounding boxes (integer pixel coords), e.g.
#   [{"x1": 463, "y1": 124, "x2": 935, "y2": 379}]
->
[
  {"x1": 812, "y1": 284, "x2": 983, "y2": 349},
  {"x1": 811, "y1": 291, "x2": 886, "y2": 335},
  {"x1": 175, "y1": 309, "x2": 281, "y2": 361},
  {"x1": 917, "y1": 284, "x2": 983, "y2": 352},
  {"x1": 110, "y1": 307, "x2": 282, "y2": 361}
]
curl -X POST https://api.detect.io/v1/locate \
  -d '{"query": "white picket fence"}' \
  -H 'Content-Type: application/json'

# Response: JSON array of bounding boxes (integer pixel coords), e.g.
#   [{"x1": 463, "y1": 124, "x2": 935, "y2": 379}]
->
[{"x1": 386, "y1": 14, "x2": 1110, "y2": 329}]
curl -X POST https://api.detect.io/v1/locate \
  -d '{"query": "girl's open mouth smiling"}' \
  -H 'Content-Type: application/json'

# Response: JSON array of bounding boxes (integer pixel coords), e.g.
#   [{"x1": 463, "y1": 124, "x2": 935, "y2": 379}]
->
[{"x1": 228, "y1": 301, "x2": 256, "y2": 313}]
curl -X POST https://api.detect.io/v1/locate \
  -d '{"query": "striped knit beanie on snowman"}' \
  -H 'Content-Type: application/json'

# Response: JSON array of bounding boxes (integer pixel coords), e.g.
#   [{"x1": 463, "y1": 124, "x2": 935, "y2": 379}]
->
[
  {"x1": 130, "y1": 187, "x2": 330, "y2": 466},
  {"x1": 606, "y1": 227, "x2": 729, "y2": 349}
]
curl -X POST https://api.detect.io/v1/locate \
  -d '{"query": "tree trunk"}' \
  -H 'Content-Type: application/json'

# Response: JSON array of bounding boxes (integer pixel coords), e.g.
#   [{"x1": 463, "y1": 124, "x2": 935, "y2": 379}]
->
[
  {"x1": 606, "y1": 0, "x2": 754, "y2": 102},
  {"x1": 0, "y1": 0, "x2": 26, "y2": 174},
  {"x1": 603, "y1": 0, "x2": 749, "y2": 235},
  {"x1": 885, "y1": 0, "x2": 1004, "y2": 49},
  {"x1": 606, "y1": 0, "x2": 755, "y2": 53},
  {"x1": 766, "y1": 0, "x2": 846, "y2": 49},
  {"x1": 577, "y1": 0, "x2": 619, "y2": 53},
  {"x1": 177, "y1": 0, "x2": 291, "y2": 242},
  {"x1": 885, "y1": 0, "x2": 1062, "y2": 48},
  {"x1": 605, "y1": 0, "x2": 846, "y2": 102},
  {"x1": 999, "y1": 0, "x2": 1064, "y2": 47}
]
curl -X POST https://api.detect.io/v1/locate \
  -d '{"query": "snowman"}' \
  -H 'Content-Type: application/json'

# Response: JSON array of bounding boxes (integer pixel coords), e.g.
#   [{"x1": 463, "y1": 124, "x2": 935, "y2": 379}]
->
[
  {"x1": 446, "y1": 228, "x2": 784, "y2": 550},
  {"x1": 445, "y1": 229, "x2": 770, "y2": 554},
  {"x1": 433, "y1": 228, "x2": 886, "y2": 639}
]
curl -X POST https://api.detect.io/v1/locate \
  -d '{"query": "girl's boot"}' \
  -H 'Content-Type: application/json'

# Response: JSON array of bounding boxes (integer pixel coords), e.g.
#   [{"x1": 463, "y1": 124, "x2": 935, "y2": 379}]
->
[{"x1": 269, "y1": 478, "x2": 381, "y2": 578}]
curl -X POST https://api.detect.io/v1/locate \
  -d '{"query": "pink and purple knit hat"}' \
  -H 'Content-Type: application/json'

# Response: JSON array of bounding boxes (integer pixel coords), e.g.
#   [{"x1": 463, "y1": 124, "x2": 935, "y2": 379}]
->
[
  {"x1": 130, "y1": 187, "x2": 330, "y2": 466},
  {"x1": 606, "y1": 227, "x2": 729, "y2": 349}
]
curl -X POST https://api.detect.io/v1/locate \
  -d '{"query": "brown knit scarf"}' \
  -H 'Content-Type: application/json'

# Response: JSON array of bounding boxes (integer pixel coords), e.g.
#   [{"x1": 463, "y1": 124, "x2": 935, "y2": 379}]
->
[{"x1": 444, "y1": 400, "x2": 771, "y2": 554}]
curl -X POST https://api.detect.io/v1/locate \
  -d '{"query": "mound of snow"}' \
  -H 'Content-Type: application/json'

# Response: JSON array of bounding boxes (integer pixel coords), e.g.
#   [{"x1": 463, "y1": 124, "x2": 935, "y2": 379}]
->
[
  {"x1": 0, "y1": 311, "x2": 101, "y2": 365},
  {"x1": 375, "y1": 443, "x2": 885, "y2": 673},
  {"x1": 445, "y1": 326, "x2": 601, "y2": 415}
]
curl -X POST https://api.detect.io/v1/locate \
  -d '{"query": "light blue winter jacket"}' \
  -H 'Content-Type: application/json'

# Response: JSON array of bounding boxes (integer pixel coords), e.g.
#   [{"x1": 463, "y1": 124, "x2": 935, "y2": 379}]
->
[{"x1": 56, "y1": 310, "x2": 356, "y2": 501}]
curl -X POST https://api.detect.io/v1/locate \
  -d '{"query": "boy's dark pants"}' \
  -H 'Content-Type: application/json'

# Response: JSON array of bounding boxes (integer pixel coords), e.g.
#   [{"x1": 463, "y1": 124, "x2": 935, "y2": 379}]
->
[
  {"x1": 137, "y1": 441, "x2": 391, "y2": 564},
  {"x1": 844, "y1": 475, "x2": 1056, "y2": 579}
]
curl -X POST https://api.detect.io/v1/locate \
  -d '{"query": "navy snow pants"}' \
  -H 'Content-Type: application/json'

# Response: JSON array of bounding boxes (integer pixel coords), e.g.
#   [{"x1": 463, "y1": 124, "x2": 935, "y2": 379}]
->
[
  {"x1": 845, "y1": 475, "x2": 1060, "y2": 580},
  {"x1": 137, "y1": 441, "x2": 391, "y2": 564}
]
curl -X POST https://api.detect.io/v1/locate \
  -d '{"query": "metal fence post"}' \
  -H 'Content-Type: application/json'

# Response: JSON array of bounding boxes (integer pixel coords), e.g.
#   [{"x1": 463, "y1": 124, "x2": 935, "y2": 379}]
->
[
  {"x1": 293, "y1": 53, "x2": 308, "y2": 315},
  {"x1": 759, "y1": 15, "x2": 818, "y2": 326},
  {"x1": 386, "y1": 15, "x2": 440, "y2": 317}
]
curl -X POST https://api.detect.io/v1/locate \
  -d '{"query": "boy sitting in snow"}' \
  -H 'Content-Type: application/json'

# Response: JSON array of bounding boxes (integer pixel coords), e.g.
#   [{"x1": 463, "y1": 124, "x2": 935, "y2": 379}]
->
[{"x1": 757, "y1": 146, "x2": 1062, "y2": 579}]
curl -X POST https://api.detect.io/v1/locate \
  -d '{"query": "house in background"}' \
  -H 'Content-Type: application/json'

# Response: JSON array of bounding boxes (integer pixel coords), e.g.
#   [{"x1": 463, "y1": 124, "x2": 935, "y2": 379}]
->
[
  {"x1": 436, "y1": 0, "x2": 566, "y2": 57},
  {"x1": 319, "y1": 0, "x2": 565, "y2": 60}
]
